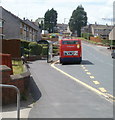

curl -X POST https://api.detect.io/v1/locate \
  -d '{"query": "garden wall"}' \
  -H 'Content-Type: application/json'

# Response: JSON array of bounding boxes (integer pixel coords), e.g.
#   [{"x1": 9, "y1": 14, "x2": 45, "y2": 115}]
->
[
  {"x1": 0, "y1": 65, "x2": 30, "y2": 105},
  {"x1": 0, "y1": 53, "x2": 13, "y2": 74},
  {"x1": 2, "y1": 39, "x2": 21, "y2": 59},
  {"x1": 90, "y1": 37, "x2": 102, "y2": 43}
]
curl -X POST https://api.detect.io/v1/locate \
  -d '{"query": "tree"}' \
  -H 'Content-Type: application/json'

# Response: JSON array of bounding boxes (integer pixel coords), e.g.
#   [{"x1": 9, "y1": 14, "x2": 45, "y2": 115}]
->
[
  {"x1": 69, "y1": 5, "x2": 87, "y2": 37},
  {"x1": 44, "y1": 8, "x2": 58, "y2": 33}
]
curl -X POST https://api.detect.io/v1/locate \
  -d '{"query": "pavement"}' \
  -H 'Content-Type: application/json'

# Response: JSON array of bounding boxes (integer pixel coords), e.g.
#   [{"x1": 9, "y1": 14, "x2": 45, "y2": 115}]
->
[{"x1": 2, "y1": 93, "x2": 34, "y2": 119}]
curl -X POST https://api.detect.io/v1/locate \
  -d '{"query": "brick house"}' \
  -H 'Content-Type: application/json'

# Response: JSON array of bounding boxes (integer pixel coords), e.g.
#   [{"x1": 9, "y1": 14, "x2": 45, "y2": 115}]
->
[
  {"x1": 0, "y1": 6, "x2": 41, "y2": 41},
  {"x1": 56, "y1": 23, "x2": 68, "y2": 33}
]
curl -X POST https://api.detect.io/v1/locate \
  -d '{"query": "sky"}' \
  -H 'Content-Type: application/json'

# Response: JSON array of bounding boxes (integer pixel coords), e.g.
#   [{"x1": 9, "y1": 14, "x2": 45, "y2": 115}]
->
[{"x1": 1, "y1": 0, "x2": 115, "y2": 25}]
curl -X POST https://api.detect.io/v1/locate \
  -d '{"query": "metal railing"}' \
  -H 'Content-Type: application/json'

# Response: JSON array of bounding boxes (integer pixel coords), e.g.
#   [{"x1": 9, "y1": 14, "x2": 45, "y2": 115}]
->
[{"x1": 0, "y1": 84, "x2": 20, "y2": 120}]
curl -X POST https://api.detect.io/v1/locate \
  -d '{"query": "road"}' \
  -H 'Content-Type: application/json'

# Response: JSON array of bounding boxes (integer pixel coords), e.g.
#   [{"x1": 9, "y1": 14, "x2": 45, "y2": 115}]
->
[
  {"x1": 28, "y1": 41, "x2": 113, "y2": 118},
  {"x1": 54, "y1": 41, "x2": 113, "y2": 97}
]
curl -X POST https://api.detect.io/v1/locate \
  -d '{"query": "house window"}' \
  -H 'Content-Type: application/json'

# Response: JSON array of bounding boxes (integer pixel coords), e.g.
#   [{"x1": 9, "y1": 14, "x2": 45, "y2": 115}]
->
[
  {"x1": 30, "y1": 28, "x2": 32, "y2": 33},
  {"x1": 26, "y1": 26, "x2": 29, "y2": 31},
  {"x1": 24, "y1": 25, "x2": 26, "y2": 31}
]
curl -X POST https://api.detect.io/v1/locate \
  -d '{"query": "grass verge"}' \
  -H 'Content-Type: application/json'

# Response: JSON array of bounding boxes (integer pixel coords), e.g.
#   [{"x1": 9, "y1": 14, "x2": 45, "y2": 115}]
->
[{"x1": 12, "y1": 60, "x2": 24, "y2": 75}]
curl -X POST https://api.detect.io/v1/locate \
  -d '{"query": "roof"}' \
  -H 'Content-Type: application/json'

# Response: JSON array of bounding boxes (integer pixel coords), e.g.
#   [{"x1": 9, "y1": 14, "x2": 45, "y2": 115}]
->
[
  {"x1": 0, "y1": 6, "x2": 39, "y2": 31},
  {"x1": 91, "y1": 24, "x2": 113, "y2": 29},
  {"x1": 23, "y1": 19, "x2": 39, "y2": 31}
]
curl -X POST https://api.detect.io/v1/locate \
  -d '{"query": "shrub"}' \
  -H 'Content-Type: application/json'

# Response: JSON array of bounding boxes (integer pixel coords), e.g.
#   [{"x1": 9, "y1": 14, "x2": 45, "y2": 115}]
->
[
  {"x1": 21, "y1": 40, "x2": 31, "y2": 56},
  {"x1": 102, "y1": 39, "x2": 111, "y2": 46},
  {"x1": 53, "y1": 45, "x2": 58, "y2": 49},
  {"x1": 24, "y1": 48, "x2": 30, "y2": 55},
  {"x1": 42, "y1": 47, "x2": 48, "y2": 55},
  {"x1": 29, "y1": 42, "x2": 42, "y2": 55},
  {"x1": 53, "y1": 49, "x2": 59, "y2": 54},
  {"x1": 21, "y1": 40, "x2": 30, "y2": 49}
]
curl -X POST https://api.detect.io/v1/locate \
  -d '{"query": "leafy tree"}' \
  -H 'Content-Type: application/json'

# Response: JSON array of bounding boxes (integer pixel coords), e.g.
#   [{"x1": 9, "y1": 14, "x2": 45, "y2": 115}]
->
[
  {"x1": 69, "y1": 5, "x2": 87, "y2": 37},
  {"x1": 44, "y1": 8, "x2": 58, "y2": 33}
]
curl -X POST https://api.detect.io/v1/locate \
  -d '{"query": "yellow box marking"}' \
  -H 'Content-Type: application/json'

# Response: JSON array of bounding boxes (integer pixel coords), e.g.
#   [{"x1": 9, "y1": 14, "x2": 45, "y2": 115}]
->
[
  {"x1": 81, "y1": 65, "x2": 84, "y2": 67},
  {"x1": 93, "y1": 81, "x2": 100, "y2": 85},
  {"x1": 90, "y1": 76, "x2": 95, "y2": 79},
  {"x1": 86, "y1": 72, "x2": 91, "y2": 75},
  {"x1": 85, "y1": 69, "x2": 88, "y2": 72},
  {"x1": 99, "y1": 88, "x2": 107, "y2": 93}
]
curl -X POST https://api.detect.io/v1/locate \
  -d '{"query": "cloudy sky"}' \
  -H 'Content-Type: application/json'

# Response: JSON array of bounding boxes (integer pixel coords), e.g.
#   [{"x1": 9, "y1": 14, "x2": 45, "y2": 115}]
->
[{"x1": 1, "y1": 0, "x2": 114, "y2": 25}]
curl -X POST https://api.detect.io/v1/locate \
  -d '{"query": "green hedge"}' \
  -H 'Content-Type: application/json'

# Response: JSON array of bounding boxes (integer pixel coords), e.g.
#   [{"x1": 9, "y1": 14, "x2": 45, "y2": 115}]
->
[
  {"x1": 53, "y1": 45, "x2": 58, "y2": 49},
  {"x1": 29, "y1": 42, "x2": 42, "y2": 55},
  {"x1": 21, "y1": 40, "x2": 30, "y2": 49},
  {"x1": 42, "y1": 47, "x2": 48, "y2": 55},
  {"x1": 53, "y1": 49, "x2": 59, "y2": 54},
  {"x1": 21, "y1": 40, "x2": 31, "y2": 56},
  {"x1": 101, "y1": 39, "x2": 111, "y2": 46}
]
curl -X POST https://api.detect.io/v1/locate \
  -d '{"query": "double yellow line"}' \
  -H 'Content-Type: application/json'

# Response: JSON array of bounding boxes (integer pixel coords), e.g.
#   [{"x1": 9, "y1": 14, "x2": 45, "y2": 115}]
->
[{"x1": 51, "y1": 61, "x2": 114, "y2": 103}]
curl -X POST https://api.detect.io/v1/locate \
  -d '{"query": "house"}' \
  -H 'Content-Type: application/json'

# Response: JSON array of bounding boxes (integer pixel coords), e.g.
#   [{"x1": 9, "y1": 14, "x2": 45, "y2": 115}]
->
[
  {"x1": 0, "y1": 6, "x2": 41, "y2": 41},
  {"x1": 35, "y1": 17, "x2": 44, "y2": 26},
  {"x1": 81, "y1": 24, "x2": 92, "y2": 34},
  {"x1": 56, "y1": 23, "x2": 68, "y2": 33},
  {"x1": 91, "y1": 24, "x2": 113, "y2": 39},
  {"x1": 81, "y1": 23, "x2": 113, "y2": 39}
]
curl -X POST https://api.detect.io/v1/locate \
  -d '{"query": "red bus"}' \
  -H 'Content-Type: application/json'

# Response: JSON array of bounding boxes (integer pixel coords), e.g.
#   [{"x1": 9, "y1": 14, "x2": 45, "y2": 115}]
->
[{"x1": 59, "y1": 39, "x2": 82, "y2": 64}]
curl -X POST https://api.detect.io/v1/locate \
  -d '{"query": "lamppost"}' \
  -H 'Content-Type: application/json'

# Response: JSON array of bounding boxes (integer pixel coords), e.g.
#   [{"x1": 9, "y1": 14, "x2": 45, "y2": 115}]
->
[{"x1": 63, "y1": 18, "x2": 73, "y2": 36}]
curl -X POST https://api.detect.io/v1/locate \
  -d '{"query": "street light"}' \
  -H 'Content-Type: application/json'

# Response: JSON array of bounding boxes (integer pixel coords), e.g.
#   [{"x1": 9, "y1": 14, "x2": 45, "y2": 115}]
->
[{"x1": 63, "y1": 18, "x2": 73, "y2": 34}]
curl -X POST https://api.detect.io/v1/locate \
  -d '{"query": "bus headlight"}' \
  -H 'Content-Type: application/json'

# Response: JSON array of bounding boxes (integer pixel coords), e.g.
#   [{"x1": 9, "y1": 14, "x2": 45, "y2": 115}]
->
[{"x1": 77, "y1": 44, "x2": 80, "y2": 49}]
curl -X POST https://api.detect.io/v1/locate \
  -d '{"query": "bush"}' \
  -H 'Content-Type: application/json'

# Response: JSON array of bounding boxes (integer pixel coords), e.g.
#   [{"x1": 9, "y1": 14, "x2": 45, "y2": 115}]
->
[
  {"x1": 21, "y1": 40, "x2": 31, "y2": 56},
  {"x1": 29, "y1": 42, "x2": 42, "y2": 55},
  {"x1": 42, "y1": 47, "x2": 48, "y2": 55},
  {"x1": 53, "y1": 49, "x2": 59, "y2": 54},
  {"x1": 24, "y1": 48, "x2": 30, "y2": 55},
  {"x1": 21, "y1": 40, "x2": 30, "y2": 49},
  {"x1": 53, "y1": 45, "x2": 58, "y2": 49},
  {"x1": 101, "y1": 39, "x2": 111, "y2": 46}
]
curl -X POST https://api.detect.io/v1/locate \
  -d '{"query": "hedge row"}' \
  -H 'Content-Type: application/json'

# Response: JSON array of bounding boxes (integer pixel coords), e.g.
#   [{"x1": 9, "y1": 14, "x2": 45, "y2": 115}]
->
[
  {"x1": 21, "y1": 40, "x2": 49, "y2": 56},
  {"x1": 21, "y1": 40, "x2": 60, "y2": 56}
]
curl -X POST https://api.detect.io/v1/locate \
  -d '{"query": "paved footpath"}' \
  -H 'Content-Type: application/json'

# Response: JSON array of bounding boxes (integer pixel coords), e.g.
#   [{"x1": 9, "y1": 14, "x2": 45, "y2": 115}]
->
[{"x1": 28, "y1": 60, "x2": 113, "y2": 118}]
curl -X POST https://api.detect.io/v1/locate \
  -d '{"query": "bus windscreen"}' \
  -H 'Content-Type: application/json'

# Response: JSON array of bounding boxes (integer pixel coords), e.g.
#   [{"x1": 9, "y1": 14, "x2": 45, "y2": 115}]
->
[{"x1": 62, "y1": 41, "x2": 78, "y2": 45}]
